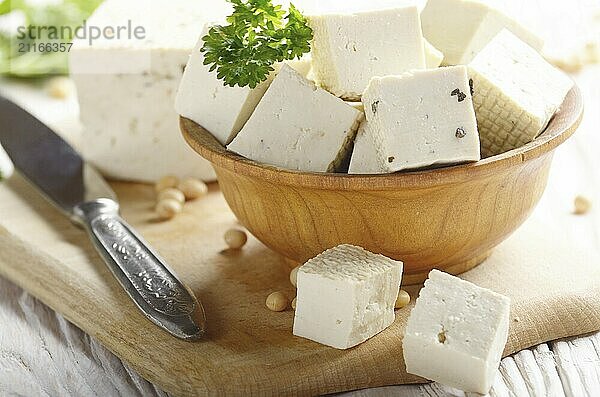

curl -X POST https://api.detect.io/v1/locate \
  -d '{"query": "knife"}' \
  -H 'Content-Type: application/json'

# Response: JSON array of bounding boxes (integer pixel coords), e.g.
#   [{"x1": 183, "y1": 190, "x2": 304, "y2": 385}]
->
[{"x1": 0, "y1": 95, "x2": 206, "y2": 341}]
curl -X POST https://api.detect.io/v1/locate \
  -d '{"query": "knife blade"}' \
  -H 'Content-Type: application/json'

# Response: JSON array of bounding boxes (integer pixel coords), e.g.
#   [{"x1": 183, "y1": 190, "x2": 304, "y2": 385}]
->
[{"x1": 0, "y1": 95, "x2": 206, "y2": 341}]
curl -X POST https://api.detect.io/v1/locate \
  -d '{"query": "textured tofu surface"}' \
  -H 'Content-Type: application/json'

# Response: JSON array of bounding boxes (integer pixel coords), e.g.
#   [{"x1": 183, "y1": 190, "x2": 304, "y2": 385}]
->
[
  {"x1": 421, "y1": 0, "x2": 543, "y2": 65},
  {"x1": 425, "y1": 40, "x2": 444, "y2": 68},
  {"x1": 308, "y1": 6, "x2": 425, "y2": 100},
  {"x1": 227, "y1": 65, "x2": 363, "y2": 173},
  {"x1": 403, "y1": 270, "x2": 510, "y2": 394},
  {"x1": 70, "y1": 0, "x2": 227, "y2": 182},
  {"x1": 469, "y1": 30, "x2": 574, "y2": 157},
  {"x1": 294, "y1": 245, "x2": 403, "y2": 349},
  {"x1": 361, "y1": 65, "x2": 480, "y2": 173},
  {"x1": 348, "y1": 122, "x2": 386, "y2": 174}
]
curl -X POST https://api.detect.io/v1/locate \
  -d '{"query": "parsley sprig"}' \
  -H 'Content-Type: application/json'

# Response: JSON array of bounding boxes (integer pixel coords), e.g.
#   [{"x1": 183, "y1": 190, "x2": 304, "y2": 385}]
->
[{"x1": 201, "y1": 0, "x2": 313, "y2": 89}]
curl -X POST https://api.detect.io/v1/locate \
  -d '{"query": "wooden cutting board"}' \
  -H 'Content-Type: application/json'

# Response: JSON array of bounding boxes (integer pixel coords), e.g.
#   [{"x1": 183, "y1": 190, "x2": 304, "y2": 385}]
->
[{"x1": 1, "y1": 173, "x2": 600, "y2": 396}]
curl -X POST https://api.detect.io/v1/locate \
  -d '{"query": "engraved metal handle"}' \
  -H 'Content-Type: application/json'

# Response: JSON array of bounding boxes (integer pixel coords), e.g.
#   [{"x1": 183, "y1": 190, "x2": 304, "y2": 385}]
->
[{"x1": 73, "y1": 199, "x2": 206, "y2": 340}]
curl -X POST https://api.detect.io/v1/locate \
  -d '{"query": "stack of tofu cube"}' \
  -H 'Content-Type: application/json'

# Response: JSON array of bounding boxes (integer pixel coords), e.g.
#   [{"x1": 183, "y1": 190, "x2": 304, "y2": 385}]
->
[{"x1": 176, "y1": 0, "x2": 574, "y2": 174}]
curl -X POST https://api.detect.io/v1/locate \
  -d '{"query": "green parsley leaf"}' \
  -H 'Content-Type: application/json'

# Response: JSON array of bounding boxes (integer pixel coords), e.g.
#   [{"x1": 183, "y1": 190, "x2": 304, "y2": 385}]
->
[{"x1": 201, "y1": 0, "x2": 313, "y2": 89}]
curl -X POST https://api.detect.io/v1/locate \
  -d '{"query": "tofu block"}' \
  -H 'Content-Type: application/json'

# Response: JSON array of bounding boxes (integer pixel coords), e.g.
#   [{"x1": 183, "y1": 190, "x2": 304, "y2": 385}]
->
[
  {"x1": 175, "y1": 25, "x2": 272, "y2": 146},
  {"x1": 176, "y1": 24, "x2": 314, "y2": 146},
  {"x1": 69, "y1": 0, "x2": 230, "y2": 183},
  {"x1": 0, "y1": 144, "x2": 14, "y2": 181},
  {"x1": 421, "y1": 0, "x2": 544, "y2": 65},
  {"x1": 348, "y1": 122, "x2": 385, "y2": 174},
  {"x1": 227, "y1": 65, "x2": 363, "y2": 173},
  {"x1": 293, "y1": 244, "x2": 403, "y2": 349},
  {"x1": 308, "y1": 6, "x2": 426, "y2": 100},
  {"x1": 403, "y1": 270, "x2": 510, "y2": 394},
  {"x1": 360, "y1": 66, "x2": 481, "y2": 173},
  {"x1": 425, "y1": 40, "x2": 444, "y2": 68},
  {"x1": 469, "y1": 30, "x2": 574, "y2": 157}
]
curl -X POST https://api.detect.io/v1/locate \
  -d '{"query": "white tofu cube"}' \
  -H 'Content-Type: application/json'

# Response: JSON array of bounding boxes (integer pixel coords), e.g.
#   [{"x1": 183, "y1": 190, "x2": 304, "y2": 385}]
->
[
  {"x1": 348, "y1": 122, "x2": 385, "y2": 175},
  {"x1": 421, "y1": 0, "x2": 544, "y2": 65},
  {"x1": 425, "y1": 40, "x2": 444, "y2": 68},
  {"x1": 227, "y1": 65, "x2": 363, "y2": 173},
  {"x1": 176, "y1": 25, "x2": 314, "y2": 146},
  {"x1": 403, "y1": 270, "x2": 510, "y2": 394},
  {"x1": 175, "y1": 25, "x2": 273, "y2": 146},
  {"x1": 69, "y1": 0, "x2": 231, "y2": 183},
  {"x1": 308, "y1": 6, "x2": 426, "y2": 100},
  {"x1": 293, "y1": 244, "x2": 403, "y2": 349},
  {"x1": 360, "y1": 66, "x2": 480, "y2": 173},
  {"x1": 469, "y1": 30, "x2": 574, "y2": 157},
  {"x1": 0, "y1": 144, "x2": 14, "y2": 181}
]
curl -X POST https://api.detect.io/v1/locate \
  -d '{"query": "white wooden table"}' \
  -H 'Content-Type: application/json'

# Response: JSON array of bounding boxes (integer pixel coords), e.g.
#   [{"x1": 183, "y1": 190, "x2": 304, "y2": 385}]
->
[{"x1": 1, "y1": 1, "x2": 600, "y2": 394}]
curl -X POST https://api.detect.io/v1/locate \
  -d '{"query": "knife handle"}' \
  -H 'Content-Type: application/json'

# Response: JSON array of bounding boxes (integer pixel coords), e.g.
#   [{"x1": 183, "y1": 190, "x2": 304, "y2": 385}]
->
[{"x1": 73, "y1": 198, "x2": 206, "y2": 340}]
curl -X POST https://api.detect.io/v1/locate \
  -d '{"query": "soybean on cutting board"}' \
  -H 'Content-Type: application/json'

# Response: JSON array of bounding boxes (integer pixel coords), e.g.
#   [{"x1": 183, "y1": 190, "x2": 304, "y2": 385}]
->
[{"x1": 1, "y1": 174, "x2": 600, "y2": 396}]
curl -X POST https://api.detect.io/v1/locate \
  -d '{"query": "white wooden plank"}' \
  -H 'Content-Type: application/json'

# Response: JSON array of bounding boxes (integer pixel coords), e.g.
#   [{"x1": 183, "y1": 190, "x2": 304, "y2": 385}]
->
[
  {"x1": 553, "y1": 340, "x2": 591, "y2": 397},
  {"x1": 532, "y1": 344, "x2": 567, "y2": 397},
  {"x1": 512, "y1": 349, "x2": 549, "y2": 396},
  {"x1": 422, "y1": 383, "x2": 466, "y2": 397},
  {"x1": 498, "y1": 357, "x2": 530, "y2": 397},
  {"x1": 569, "y1": 337, "x2": 600, "y2": 387},
  {"x1": 344, "y1": 385, "x2": 425, "y2": 397},
  {"x1": 0, "y1": 278, "x2": 163, "y2": 397},
  {"x1": 552, "y1": 338, "x2": 600, "y2": 397},
  {"x1": 487, "y1": 371, "x2": 512, "y2": 397},
  {"x1": 590, "y1": 333, "x2": 600, "y2": 362}
]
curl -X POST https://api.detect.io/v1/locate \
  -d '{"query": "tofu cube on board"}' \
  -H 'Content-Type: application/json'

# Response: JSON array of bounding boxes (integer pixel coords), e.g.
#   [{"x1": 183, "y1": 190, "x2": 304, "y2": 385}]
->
[
  {"x1": 176, "y1": 25, "x2": 314, "y2": 146},
  {"x1": 293, "y1": 245, "x2": 403, "y2": 349},
  {"x1": 227, "y1": 65, "x2": 363, "y2": 173},
  {"x1": 358, "y1": 65, "x2": 480, "y2": 174},
  {"x1": 469, "y1": 30, "x2": 574, "y2": 157},
  {"x1": 425, "y1": 40, "x2": 444, "y2": 68},
  {"x1": 421, "y1": 0, "x2": 544, "y2": 65},
  {"x1": 308, "y1": 6, "x2": 426, "y2": 100},
  {"x1": 403, "y1": 270, "x2": 511, "y2": 394},
  {"x1": 69, "y1": 0, "x2": 231, "y2": 183}
]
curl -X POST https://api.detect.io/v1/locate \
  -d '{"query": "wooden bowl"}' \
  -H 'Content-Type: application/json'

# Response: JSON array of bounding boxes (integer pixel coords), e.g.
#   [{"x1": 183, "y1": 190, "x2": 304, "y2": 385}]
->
[{"x1": 181, "y1": 87, "x2": 583, "y2": 284}]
